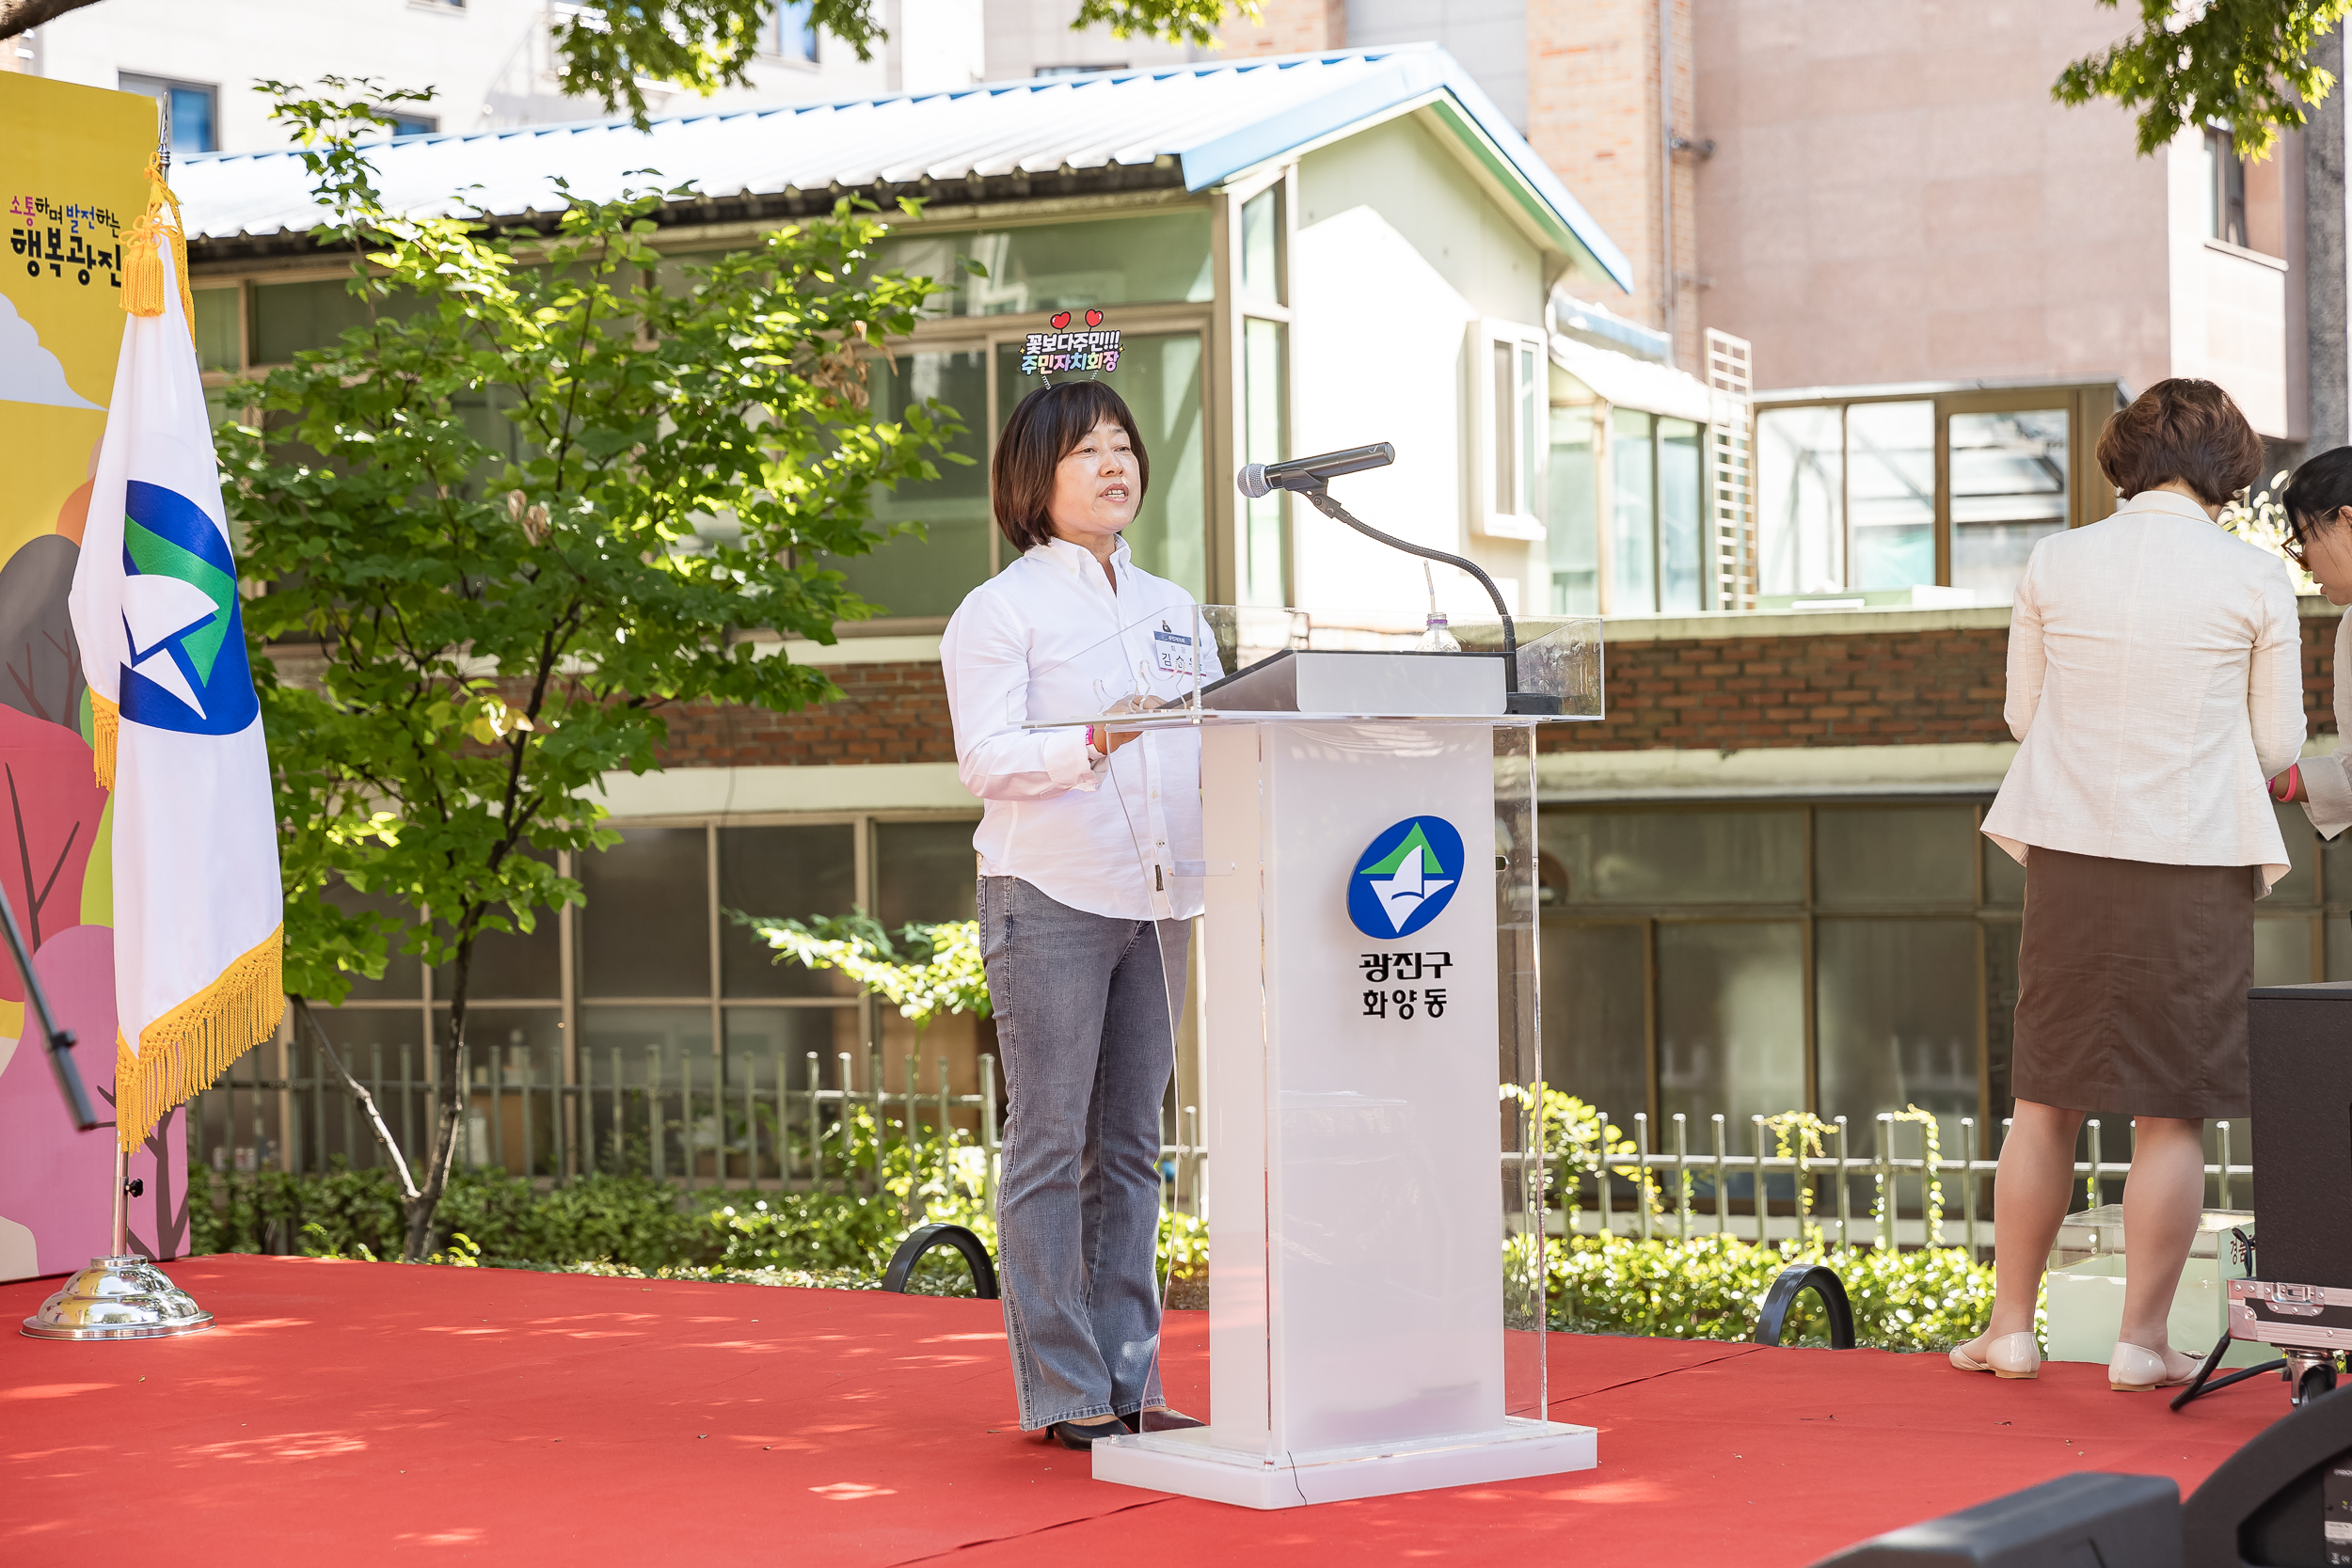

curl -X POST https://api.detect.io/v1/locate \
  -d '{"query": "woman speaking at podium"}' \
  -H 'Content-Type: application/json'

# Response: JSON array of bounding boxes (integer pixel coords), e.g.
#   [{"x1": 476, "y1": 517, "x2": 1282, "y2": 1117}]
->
[
  {"x1": 940, "y1": 380, "x2": 1204, "y2": 1450},
  {"x1": 1955, "y1": 379, "x2": 2303, "y2": 1393}
]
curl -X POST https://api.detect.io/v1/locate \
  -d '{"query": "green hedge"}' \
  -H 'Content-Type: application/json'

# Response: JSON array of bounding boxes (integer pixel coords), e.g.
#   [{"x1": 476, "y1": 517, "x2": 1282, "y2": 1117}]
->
[
  {"x1": 194, "y1": 1167, "x2": 1991, "y2": 1349},
  {"x1": 193, "y1": 1166, "x2": 949, "y2": 1275},
  {"x1": 1551, "y1": 1232, "x2": 1994, "y2": 1353}
]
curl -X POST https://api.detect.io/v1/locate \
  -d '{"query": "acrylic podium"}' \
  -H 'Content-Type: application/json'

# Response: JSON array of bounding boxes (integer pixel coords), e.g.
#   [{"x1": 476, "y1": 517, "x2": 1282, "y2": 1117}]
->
[{"x1": 1019, "y1": 606, "x2": 1604, "y2": 1509}]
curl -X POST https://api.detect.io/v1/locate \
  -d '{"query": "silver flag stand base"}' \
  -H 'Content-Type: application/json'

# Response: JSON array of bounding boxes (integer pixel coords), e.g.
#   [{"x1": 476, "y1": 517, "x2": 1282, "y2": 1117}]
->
[
  {"x1": 22, "y1": 1152, "x2": 214, "y2": 1340},
  {"x1": 22, "y1": 1254, "x2": 215, "y2": 1340}
]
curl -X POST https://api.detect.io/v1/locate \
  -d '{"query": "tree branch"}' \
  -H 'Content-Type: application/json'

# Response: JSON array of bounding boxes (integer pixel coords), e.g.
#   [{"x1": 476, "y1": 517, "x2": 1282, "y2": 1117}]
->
[
  {"x1": 295, "y1": 994, "x2": 421, "y2": 1201},
  {"x1": 0, "y1": 0, "x2": 107, "y2": 39}
]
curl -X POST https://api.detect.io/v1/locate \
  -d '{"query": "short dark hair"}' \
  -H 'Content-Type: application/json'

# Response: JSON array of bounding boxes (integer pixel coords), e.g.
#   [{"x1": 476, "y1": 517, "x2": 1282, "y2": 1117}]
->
[
  {"x1": 2281, "y1": 445, "x2": 2352, "y2": 559},
  {"x1": 2094, "y1": 377, "x2": 2264, "y2": 507},
  {"x1": 991, "y1": 381, "x2": 1149, "y2": 553}
]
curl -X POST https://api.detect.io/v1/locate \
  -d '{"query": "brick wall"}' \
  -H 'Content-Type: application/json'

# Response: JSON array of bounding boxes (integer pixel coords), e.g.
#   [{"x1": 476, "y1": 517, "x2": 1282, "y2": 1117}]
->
[
  {"x1": 1219, "y1": 0, "x2": 1344, "y2": 57},
  {"x1": 1523, "y1": 0, "x2": 1695, "y2": 362},
  {"x1": 642, "y1": 614, "x2": 2344, "y2": 772},
  {"x1": 1541, "y1": 614, "x2": 2341, "y2": 754},
  {"x1": 653, "y1": 661, "x2": 957, "y2": 769}
]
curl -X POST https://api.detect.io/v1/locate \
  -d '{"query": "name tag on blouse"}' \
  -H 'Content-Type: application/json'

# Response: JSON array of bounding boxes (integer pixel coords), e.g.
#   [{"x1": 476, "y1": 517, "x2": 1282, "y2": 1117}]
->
[{"x1": 1152, "y1": 625, "x2": 1196, "y2": 676}]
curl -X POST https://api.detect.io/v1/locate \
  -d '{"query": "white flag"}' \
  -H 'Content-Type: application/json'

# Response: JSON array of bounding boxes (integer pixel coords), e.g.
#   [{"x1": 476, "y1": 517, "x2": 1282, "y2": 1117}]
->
[{"x1": 68, "y1": 218, "x2": 282, "y2": 1153}]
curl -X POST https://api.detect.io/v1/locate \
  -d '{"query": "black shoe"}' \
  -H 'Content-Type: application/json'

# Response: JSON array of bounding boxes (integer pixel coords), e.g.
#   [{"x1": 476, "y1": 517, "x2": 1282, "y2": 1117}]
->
[
  {"x1": 1133, "y1": 1407, "x2": 1206, "y2": 1433},
  {"x1": 1046, "y1": 1417, "x2": 1126, "y2": 1450}
]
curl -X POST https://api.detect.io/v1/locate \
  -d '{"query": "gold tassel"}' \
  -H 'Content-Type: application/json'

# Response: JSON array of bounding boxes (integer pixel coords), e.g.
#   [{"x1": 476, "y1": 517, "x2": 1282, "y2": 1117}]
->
[
  {"x1": 88, "y1": 691, "x2": 118, "y2": 792},
  {"x1": 114, "y1": 924, "x2": 284, "y2": 1153},
  {"x1": 119, "y1": 154, "x2": 195, "y2": 336}
]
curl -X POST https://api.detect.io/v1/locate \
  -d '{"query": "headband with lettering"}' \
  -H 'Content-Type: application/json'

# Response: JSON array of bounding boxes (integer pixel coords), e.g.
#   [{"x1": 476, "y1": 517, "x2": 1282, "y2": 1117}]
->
[{"x1": 1020, "y1": 308, "x2": 1120, "y2": 384}]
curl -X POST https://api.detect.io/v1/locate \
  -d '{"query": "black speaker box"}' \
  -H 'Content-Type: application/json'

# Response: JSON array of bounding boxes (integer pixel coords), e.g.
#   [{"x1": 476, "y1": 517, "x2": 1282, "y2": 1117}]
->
[
  {"x1": 1809, "y1": 1473, "x2": 2180, "y2": 1567},
  {"x1": 2184, "y1": 1377, "x2": 2352, "y2": 1566},
  {"x1": 2247, "y1": 983, "x2": 2352, "y2": 1291}
]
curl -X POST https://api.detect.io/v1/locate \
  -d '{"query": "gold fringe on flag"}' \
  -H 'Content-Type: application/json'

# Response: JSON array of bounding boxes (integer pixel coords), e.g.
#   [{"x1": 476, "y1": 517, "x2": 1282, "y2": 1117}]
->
[
  {"x1": 114, "y1": 924, "x2": 284, "y2": 1153},
  {"x1": 88, "y1": 690, "x2": 119, "y2": 793},
  {"x1": 119, "y1": 153, "x2": 195, "y2": 338}
]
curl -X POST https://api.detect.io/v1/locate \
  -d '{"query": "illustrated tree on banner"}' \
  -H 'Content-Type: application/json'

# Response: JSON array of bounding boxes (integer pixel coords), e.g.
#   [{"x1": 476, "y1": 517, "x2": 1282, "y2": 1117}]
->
[{"x1": 66, "y1": 162, "x2": 283, "y2": 1154}]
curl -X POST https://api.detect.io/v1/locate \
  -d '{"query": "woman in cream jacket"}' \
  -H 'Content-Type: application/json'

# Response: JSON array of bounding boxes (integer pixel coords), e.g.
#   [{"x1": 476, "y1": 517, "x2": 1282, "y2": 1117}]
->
[{"x1": 1955, "y1": 379, "x2": 2303, "y2": 1392}]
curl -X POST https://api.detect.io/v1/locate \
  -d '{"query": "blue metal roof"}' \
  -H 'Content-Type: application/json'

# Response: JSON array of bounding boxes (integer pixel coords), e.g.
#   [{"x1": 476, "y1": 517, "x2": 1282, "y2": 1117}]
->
[{"x1": 178, "y1": 46, "x2": 1631, "y2": 290}]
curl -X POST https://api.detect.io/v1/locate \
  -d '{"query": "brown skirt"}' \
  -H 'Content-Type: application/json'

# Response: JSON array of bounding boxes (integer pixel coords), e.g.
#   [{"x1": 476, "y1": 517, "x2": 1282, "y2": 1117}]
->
[{"x1": 2011, "y1": 847, "x2": 2256, "y2": 1119}]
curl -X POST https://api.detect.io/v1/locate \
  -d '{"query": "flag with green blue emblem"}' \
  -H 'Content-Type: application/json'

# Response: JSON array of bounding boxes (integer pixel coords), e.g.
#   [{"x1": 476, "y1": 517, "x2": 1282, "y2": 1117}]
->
[{"x1": 67, "y1": 228, "x2": 281, "y2": 1153}]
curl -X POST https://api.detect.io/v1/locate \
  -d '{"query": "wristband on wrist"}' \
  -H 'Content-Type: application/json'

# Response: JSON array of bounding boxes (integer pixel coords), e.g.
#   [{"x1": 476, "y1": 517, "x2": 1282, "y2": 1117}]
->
[{"x1": 2273, "y1": 763, "x2": 2302, "y2": 802}]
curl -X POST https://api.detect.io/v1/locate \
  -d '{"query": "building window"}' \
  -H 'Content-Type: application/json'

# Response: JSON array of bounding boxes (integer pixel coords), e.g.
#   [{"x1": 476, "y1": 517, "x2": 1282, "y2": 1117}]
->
[
  {"x1": 828, "y1": 348, "x2": 993, "y2": 620},
  {"x1": 1603, "y1": 409, "x2": 1706, "y2": 614},
  {"x1": 1547, "y1": 405, "x2": 1598, "y2": 613},
  {"x1": 1238, "y1": 182, "x2": 1287, "y2": 606},
  {"x1": 1756, "y1": 388, "x2": 2098, "y2": 607},
  {"x1": 1539, "y1": 798, "x2": 2335, "y2": 1200},
  {"x1": 1950, "y1": 409, "x2": 2069, "y2": 600},
  {"x1": 1847, "y1": 400, "x2": 1934, "y2": 591},
  {"x1": 2204, "y1": 127, "x2": 2249, "y2": 248},
  {"x1": 1035, "y1": 64, "x2": 1126, "y2": 76},
  {"x1": 201, "y1": 812, "x2": 985, "y2": 1179},
  {"x1": 389, "y1": 116, "x2": 438, "y2": 138},
  {"x1": 876, "y1": 213, "x2": 1214, "y2": 320},
  {"x1": 119, "y1": 73, "x2": 216, "y2": 154},
  {"x1": 192, "y1": 286, "x2": 243, "y2": 375},
  {"x1": 765, "y1": 0, "x2": 818, "y2": 63},
  {"x1": 1476, "y1": 319, "x2": 1547, "y2": 540},
  {"x1": 1242, "y1": 318, "x2": 1288, "y2": 605},
  {"x1": 223, "y1": 211, "x2": 1216, "y2": 619},
  {"x1": 1238, "y1": 186, "x2": 1280, "y2": 307}
]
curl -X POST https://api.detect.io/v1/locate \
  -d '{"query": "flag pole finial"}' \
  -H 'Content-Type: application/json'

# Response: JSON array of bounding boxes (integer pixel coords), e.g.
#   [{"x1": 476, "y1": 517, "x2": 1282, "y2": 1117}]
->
[{"x1": 120, "y1": 149, "x2": 192, "y2": 333}]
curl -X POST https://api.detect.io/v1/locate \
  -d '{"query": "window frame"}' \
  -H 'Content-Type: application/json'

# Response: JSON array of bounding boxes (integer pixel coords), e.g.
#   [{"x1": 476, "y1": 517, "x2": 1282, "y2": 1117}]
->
[
  {"x1": 267, "y1": 807, "x2": 982, "y2": 1180},
  {"x1": 761, "y1": 0, "x2": 820, "y2": 65},
  {"x1": 1473, "y1": 317, "x2": 1549, "y2": 541},
  {"x1": 1749, "y1": 381, "x2": 2122, "y2": 599},
  {"x1": 119, "y1": 71, "x2": 219, "y2": 154},
  {"x1": 1541, "y1": 794, "x2": 2338, "y2": 1174}
]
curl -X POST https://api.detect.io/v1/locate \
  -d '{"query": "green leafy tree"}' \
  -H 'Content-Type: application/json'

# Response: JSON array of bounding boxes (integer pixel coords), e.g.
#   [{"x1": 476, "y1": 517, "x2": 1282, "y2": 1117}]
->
[
  {"x1": 0, "y1": 0, "x2": 1253, "y2": 133},
  {"x1": 228, "y1": 79, "x2": 960, "y2": 1260},
  {"x1": 2057, "y1": 0, "x2": 2352, "y2": 160},
  {"x1": 738, "y1": 911, "x2": 991, "y2": 1028}
]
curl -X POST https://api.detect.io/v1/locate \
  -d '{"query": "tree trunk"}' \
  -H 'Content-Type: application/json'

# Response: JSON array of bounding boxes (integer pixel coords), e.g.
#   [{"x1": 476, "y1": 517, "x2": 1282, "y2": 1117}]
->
[{"x1": 401, "y1": 936, "x2": 474, "y2": 1261}]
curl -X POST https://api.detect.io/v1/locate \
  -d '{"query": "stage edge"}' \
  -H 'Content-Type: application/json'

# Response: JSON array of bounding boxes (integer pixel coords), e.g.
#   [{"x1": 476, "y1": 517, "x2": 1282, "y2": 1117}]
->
[{"x1": 1090, "y1": 1418, "x2": 1597, "y2": 1509}]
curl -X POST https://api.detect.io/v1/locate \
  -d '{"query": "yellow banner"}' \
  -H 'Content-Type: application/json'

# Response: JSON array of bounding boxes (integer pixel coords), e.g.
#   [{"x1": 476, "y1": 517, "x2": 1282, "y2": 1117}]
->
[
  {"x1": 0, "y1": 75, "x2": 174, "y2": 1280},
  {"x1": 1, "y1": 74, "x2": 157, "y2": 562}
]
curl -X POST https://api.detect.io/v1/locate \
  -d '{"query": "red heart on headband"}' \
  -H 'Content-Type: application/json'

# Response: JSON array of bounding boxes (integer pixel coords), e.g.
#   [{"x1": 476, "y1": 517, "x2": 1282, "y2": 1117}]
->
[
  {"x1": 1085, "y1": 309, "x2": 1104, "y2": 327},
  {"x1": 1050, "y1": 311, "x2": 1072, "y2": 329}
]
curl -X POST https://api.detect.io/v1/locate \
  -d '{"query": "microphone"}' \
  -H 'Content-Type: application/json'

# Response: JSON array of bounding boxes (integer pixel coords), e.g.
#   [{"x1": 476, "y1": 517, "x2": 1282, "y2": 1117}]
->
[{"x1": 1236, "y1": 442, "x2": 1394, "y2": 499}]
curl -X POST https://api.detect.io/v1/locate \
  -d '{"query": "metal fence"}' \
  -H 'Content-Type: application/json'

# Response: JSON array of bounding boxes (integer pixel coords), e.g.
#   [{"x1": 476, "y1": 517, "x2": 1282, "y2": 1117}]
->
[
  {"x1": 193, "y1": 1039, "x2": 2257, "y2": 1259},
  {"x1": 190, "y1": 1036, "x2": 1210, "y2": 1215},
  {"x1": 1567, "y1": 1109, "x2": 2255, "y2": 1257}
]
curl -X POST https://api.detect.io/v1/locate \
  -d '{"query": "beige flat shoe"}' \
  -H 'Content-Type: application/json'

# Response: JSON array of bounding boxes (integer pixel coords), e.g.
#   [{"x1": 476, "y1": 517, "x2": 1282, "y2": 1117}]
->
[
  {"x1": 2108, "y1": 1341, "x2": 2197, "y2": 1391},
  {"x1": 1949, "y1": 1331, "x2": 2041, "y2": 1379}
]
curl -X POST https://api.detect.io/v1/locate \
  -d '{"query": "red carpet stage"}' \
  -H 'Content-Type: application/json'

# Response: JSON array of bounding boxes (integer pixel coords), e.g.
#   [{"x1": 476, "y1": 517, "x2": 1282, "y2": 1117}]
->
[{"x1": 0, "y1": 1257, "x2": 2287, "y2": 1563}]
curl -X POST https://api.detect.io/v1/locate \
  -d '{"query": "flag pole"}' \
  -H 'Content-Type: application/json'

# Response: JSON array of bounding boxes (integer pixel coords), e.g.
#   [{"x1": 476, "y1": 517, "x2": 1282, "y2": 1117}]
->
[{"x1": 19, "y1": 125, "x2": 214, "y2": 1343}]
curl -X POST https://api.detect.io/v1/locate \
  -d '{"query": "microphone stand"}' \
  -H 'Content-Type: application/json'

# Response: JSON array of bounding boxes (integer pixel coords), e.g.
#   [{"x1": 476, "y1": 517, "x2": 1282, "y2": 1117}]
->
[
  {"x1": 0, "y1": 880, "x2": 97, "y2": 1132},
  {"x1": 1295, "y1": 480, "x2": 1559, "y2": 715}
]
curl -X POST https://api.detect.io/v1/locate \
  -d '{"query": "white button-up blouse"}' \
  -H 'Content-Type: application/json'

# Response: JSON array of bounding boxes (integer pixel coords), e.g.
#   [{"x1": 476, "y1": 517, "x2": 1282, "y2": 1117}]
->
[
  {"x1": 941, "y1": 536, "x2": 1207, "y2": 923},
  {"x1": 2298, "y1": 605, "x2": 2352, "y2": 841},
  {"x1": 1980, "y1": 488, "x2": 2306, "y2": 890}
]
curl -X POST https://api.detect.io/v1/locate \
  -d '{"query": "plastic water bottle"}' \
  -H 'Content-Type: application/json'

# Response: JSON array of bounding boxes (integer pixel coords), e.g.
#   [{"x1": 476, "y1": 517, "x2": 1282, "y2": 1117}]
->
[{"x1": 1416, "y1": 612, "x2": 1462, "y2": 653}]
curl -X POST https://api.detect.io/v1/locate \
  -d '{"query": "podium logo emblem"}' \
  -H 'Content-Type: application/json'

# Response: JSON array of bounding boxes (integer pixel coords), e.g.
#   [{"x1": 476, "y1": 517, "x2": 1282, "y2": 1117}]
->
[{"x1": 1348, "y1": 816, "x2": 1464, "y2": 939}]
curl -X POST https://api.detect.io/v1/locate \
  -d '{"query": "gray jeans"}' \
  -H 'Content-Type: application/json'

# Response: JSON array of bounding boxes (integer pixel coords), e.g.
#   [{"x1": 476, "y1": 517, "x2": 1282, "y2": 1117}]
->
[{"x1": 979, "y1": 875, "x2": 1186, "y2": 1430}]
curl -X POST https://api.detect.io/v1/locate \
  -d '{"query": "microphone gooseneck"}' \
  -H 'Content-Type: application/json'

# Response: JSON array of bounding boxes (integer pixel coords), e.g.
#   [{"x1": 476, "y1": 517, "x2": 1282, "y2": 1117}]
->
[
  {"x1": 1292, "y1": 480, "x2": 1529, "y2": 703},
  {"x1": 1242, "y1": 444, "x2": 1559, "y2": 715}
]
